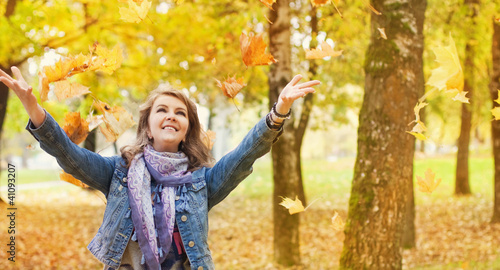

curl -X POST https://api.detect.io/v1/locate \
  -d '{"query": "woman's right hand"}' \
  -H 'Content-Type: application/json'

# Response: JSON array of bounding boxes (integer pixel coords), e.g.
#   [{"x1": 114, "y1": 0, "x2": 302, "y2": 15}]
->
[{"x1": 0, "y1": 66, "x2": 46, "y2": 127}]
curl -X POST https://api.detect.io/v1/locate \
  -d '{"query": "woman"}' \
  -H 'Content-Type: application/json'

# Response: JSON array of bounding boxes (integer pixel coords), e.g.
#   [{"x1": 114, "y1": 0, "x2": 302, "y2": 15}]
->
[{"x1": 0, "y1": 66, "x2": 320, "y2": 270}]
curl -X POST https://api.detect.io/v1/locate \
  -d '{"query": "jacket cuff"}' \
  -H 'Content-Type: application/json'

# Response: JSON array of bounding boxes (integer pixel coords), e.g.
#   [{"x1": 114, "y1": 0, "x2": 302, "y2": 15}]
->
[
  {"x1": 25, "y1": 110, "x2": 54, "y2": 142},
  {"x1": 257, "y1": 115, "x2": 283, "y2": 143}
]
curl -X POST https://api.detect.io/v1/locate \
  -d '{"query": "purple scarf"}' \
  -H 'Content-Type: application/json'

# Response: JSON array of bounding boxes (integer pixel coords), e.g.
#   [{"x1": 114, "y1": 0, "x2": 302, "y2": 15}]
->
[{"x1": 127, "y1": 144, "x2": 193, "y2": 269}]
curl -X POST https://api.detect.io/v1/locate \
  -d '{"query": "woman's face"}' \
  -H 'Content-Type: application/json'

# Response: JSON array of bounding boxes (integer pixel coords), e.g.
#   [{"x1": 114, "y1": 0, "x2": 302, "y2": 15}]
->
[{"x1": 147, "y1": 95, "x2": 189, "y2": 152}]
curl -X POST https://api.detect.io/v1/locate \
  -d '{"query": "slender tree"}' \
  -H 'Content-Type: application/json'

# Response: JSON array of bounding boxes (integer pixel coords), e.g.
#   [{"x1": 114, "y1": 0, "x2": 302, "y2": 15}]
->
[
  {"x1": 455, "y1": 0, "x2": 479, "y2": 195},
  {"x1": 340, "y1": 0, "x2": 426, "y2": 268},
  {"x1": 490, "y1": 18, "x2": 500, "y2": 223}
]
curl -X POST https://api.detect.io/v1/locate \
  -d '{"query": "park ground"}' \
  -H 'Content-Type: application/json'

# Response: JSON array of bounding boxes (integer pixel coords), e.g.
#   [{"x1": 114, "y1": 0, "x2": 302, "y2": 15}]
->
[{"x1": 0, "y1": 155, "x2": 499, "y2": 269}]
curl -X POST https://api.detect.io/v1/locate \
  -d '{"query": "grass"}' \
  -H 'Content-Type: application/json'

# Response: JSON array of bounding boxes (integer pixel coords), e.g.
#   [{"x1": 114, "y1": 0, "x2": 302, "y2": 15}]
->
[{"x1": 0, "y1": 168, "x2": 60, "y2": 186}]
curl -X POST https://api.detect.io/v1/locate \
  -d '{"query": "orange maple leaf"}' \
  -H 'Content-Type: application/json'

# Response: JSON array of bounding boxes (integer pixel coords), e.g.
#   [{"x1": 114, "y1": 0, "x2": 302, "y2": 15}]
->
[
  {"x1": 60, "y1": 171, "x2": 89, "y2": 188},
  {"x1": 202, "y1": 129, "x2": 216, "y2": 150},
  {"x1": 53, "y1": 80, "x2": 90, "y2": 101},
  {"x1": 240, "y1": 32, "x2": 277, "y2": 67},
  {"x1": 259, "y1": 0, "x2": 276, "y2": 9},
  {"x1": 95, "y1": 100, "x2": 136, "y2": 142},
  {"x1": 311, "y1": 0, "x2": 329, "y2": 7},
  {"x1": 215, "y1": 75, "x2": 247, "y2": 98},
  {"x1": 62, "y1": 112, "x2": 90, "y2": 145},
  {"x1": 305, "y1": 41, "x2": 343, "y2": 60}
]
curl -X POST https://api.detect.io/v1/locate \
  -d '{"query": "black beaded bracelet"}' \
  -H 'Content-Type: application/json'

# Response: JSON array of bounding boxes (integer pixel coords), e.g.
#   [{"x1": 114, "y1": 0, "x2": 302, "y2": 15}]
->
[
  {"x1": 266, "y1": 113, "x2": 284, "y2": 131},
  {"x1": 272, "y1": 102, "x2": 291, "y2": 119}
]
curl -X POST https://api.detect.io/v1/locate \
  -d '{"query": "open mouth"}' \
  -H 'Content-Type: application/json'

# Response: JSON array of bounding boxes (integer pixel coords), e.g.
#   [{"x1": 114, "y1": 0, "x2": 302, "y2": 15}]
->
[{"x1": 162, "y1": 126, "x2": 177, "y2": 131}]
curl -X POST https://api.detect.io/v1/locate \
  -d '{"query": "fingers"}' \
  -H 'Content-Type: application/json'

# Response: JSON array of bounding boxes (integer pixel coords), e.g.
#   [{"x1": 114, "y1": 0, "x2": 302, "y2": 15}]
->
[
  {"x1": 296, "y1": 80, "x2": 320, "y2": 89},
  {"x1": 287, "y1": 74, "x2": 303, "y2": 87},
  {"x1": 0, "y1": 68, "x2": 14, "y2": 82},
  {"x1": 0, "y1": 77, "x2": 14, "y2": 90},
  {"x1": 11, "y1": 66, "x2": 25, "y2": 83}
]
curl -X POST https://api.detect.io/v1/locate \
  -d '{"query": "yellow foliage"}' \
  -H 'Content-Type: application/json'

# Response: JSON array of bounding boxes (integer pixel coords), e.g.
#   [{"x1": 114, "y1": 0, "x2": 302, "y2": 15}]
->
[{"x1": 119, "y1": 0, "x2": 151, "y2": 23}]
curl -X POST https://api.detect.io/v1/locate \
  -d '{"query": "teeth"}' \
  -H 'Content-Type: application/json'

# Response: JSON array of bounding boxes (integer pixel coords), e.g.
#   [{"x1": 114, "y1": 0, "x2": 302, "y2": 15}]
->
[{"x1": 163, "y1": 126, "x2": 176, "y2": 131}]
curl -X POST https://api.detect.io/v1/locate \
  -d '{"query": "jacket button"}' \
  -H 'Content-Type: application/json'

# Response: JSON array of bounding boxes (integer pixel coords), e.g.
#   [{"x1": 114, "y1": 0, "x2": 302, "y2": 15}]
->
[
  {"x1": 123, "y1": 177, "x2": 128, "y2": 182},
  {"x1": 181, "y1": 215, "x2": 188, "y2": 222},
  {"x1": 175, "y1": 195, "x2": 180, "y2": 200},
  {"x1": 197, "y1": 267, "x2": 203, "y2": 270},
  {"x1": 188, "y1": 241, "x2": 195, "y2": 247}
]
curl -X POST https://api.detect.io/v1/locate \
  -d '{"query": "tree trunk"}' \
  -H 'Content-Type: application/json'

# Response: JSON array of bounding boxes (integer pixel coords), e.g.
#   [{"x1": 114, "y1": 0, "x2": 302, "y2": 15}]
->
[
  {"x1": 268, "y1": 0, "x2": 319, "y2": 266},
  {"x1": 490, "y1": 18, "x2": 500, "y2": 223},
  {"x1": 340, "y1": 0, "x2": 426, "y2": 268},
  {"x1": 455, "y1": 0, "x2": 479, "y2": 195}
]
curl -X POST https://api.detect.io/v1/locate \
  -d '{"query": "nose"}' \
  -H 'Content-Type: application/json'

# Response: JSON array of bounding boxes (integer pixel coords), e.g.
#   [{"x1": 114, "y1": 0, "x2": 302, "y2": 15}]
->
[{"x1": 166, "y1": 112, "x2": 177, "y2": 122}]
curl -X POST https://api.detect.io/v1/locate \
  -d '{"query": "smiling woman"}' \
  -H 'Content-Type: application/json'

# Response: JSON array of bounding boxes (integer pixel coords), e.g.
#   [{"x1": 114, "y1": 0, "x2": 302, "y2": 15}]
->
[{"x1": 0, "y1": 66, "x2": 320, "y2": 270}]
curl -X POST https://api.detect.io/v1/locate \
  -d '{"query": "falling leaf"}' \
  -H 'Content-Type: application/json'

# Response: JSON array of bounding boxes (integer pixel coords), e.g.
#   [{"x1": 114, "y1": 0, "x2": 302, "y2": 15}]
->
[
  {"x1": 426, "y1": 34, "x2": 464, "y2": 92},
  {"x1": 494, "y1": 90, "x2": 500, "y2": 105},
  {"x1": 492, "y1": 107, "x2": 500, "y2": 120},
  {"x1": 119, "y1": 0, "x2": 151, "y2": 23},
  {"x1": 87, "y1": 114, "x2": 104, "y2": 131},
  {"x1": 95, "y1": 100, "x2": 136, "y2": 142},
  {"x1": 417, "y1": 168, "x2": 441, "y2": 193},
  {"x1": 53, "y1": 80, "x2": 90, "y2": 101},
  {"x1": 60, "y1": 171, "x2": 89, "y2": 188},
  {"x1": 377, "y1": 28, "x2": 387, "y2": 39},
  {"x1": 451, "y1": 90, "x2": 469, "y2": 103},
  {"x1": 215, "y1": 75, "x2": 246, "y2": 98},
  {"x1": 38, "y1": 71, "x2": 50, "y2": 102},
  {"x1": 280, "y1": 196, "x2": 305, "y2": 215},
  {"x1": 89, "y1": 43, "x2": 124, "y2": 75},
  {"x1": 331, "y1": 212, "x2": 345, "y2": 231},
  {"x1": 407, "y1": 131, "x2": 427, "y2": 141},
  {"x1": 62, "y1": 112, "x2": 90, "y2": 145},
  {"x1": 362, "y1": 0, "x2": 381, "y2": 15},
  {"x1": 26, "y1": 144, "x2": 35, "y2": 150},
  {"x1": 202, "y1": 130, "x2": 216, "y2": 150},
  {"x1": 305, "y1": 41, "x2": 343, "y2": 60},
  {"x1": 259, "y1": 0, "x2": 276, "y2": 9},
  {"x1": 240, "y1": 32, "x2": 277, "y2": 67},
  {"x1": 496, "y1": 18, "x2": 500, "y2": 23},
  {"x1": 311, "y1": 0, "x2": 329, "y2": 7}
]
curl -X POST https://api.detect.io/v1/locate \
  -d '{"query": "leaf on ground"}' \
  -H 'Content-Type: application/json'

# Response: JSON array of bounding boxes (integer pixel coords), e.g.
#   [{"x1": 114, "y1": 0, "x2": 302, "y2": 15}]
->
[
  {"x1": 426, "y1": 34, "x2": 464, "y2": 92},
  {"x1": 259, "y1": 0, "x2": 276, "y2": 9},
  {"x1": 491, "y1": 107, "x2": 500, "y2": 120},
  {"x1": 119, "y1": 0, "x2": 151, "y2": 23},
  {"x1": 417, "y1": 168, "x2": 441, "y2": 193},
  {"x1": 53, "y1": 80, "x2": 90, "y2": 101},
  {"x1": 62, "y1": 112, "x2": 90, "y2": 145},
  {"x1": 215, "y1": 75, "x2": 246, "y2": 98},
  {"x1": 279, "y1": 196, "x2": 305, "y2": 215},
  {"x1": 60, "y1": 171, "x2": 89, "y2": 188},
  {"x1": 95, "y1": 100, "x2": 136, "y2": 142},
  {"x1": 305, "y1": 41, "x2": 342, "y2": 60},
  {"x1": 331, "y1": 211, "x2": 345, "y2": 231},
  {"x1": 240, "y1": 32, "x2": 277, "y2": 67}
]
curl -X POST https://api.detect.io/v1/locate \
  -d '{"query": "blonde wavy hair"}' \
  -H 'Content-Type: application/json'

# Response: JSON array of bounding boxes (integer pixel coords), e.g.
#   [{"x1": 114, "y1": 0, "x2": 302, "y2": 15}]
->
[{"x1": 120, "y1": 86, "x2": 214, "y2": 170}]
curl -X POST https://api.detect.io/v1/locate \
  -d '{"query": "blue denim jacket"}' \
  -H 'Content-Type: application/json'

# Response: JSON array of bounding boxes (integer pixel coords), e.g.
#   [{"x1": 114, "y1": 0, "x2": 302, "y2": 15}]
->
[{"x1": 26, "y1": 112, "x2": 281, "y2": 270}]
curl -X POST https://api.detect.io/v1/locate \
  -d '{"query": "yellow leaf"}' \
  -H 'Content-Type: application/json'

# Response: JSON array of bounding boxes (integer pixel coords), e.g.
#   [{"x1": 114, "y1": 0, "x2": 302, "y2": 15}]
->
[
  {"x1": 215, "y1": 75, "x2": 246, "y2": 98},
  {"x1": 426, "y1": 34, "x2": 464, "y2": 92},
  {"x1": 62, "y1": 112, "x2": 90, "y2": 145},
  {"x1": 53, "y1": 80, "x2": 91, "y2": 101},
  {"x1": 119, "y1": 0, "x2": 151, "y2": 23},
  {"x1": 60, "y1": 171, "x2": 89, "y2": 188},
  {"x1": 90, "y1": 44, "x2": 123, "y2": 75},
  {"x1": 95, "y1": 100, "x2": 136, "y2": 142},
  {"x1": 407, "y1": 131, "x2": 427, "y2": 141},
  {"x1": 305, "y1": 41, "x2": 343, "y2": 60},
  {"x1": 494, "y1": 90, "x2": 500, "y2": 105},
  {"x1": 491, "y1": 107, "x2": 500, "y2": 120},
  {"x1": 279, "y1": 196, "x2": 305, "y2": 215},
  {"x1": 240, "y1": 32, "x2": 278, "y2": 67},
  {"x1": 377, "y1": 28, "x2": 387, "y2": 39},
  {"x1": 451, "y1": 91, "x2": 469, "y2": 103},
  {"x1": 417, "y1": 168, "x2": 441, "y2": 193},
  {"x1": 331, "y1": 211, "x2": 345, "y2": 231},
  {"x1": 38, "y1": 71, "x2": 50, "y2": 102}
]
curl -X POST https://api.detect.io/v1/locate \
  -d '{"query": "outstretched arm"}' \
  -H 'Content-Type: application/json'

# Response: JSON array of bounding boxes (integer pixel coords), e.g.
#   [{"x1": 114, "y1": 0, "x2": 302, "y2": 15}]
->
[{"x1": 0, "y1": 66, "x2": 46, "y2": 127}]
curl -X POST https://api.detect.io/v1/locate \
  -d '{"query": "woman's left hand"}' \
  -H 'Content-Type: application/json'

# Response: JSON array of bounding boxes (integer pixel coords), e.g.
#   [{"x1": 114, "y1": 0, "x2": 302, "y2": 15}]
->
[{"x1": 275, "y1": 74, "x2": 321, "y2": 115}]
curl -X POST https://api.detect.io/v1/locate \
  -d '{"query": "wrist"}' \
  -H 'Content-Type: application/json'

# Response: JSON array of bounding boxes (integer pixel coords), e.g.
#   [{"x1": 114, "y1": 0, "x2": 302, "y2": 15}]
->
[{"x1": 272, "y1": 102, "x2": 291, "y2": 120}]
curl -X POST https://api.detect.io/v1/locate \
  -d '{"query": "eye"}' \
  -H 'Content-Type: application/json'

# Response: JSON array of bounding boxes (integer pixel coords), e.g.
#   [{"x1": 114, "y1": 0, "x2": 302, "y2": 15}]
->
[
  {"x1": 157, "y1": 108, "x2": 166, "y2": 113},
  {"x1": 176, "y1": 111, "x2": 186, "y2": 117}
]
